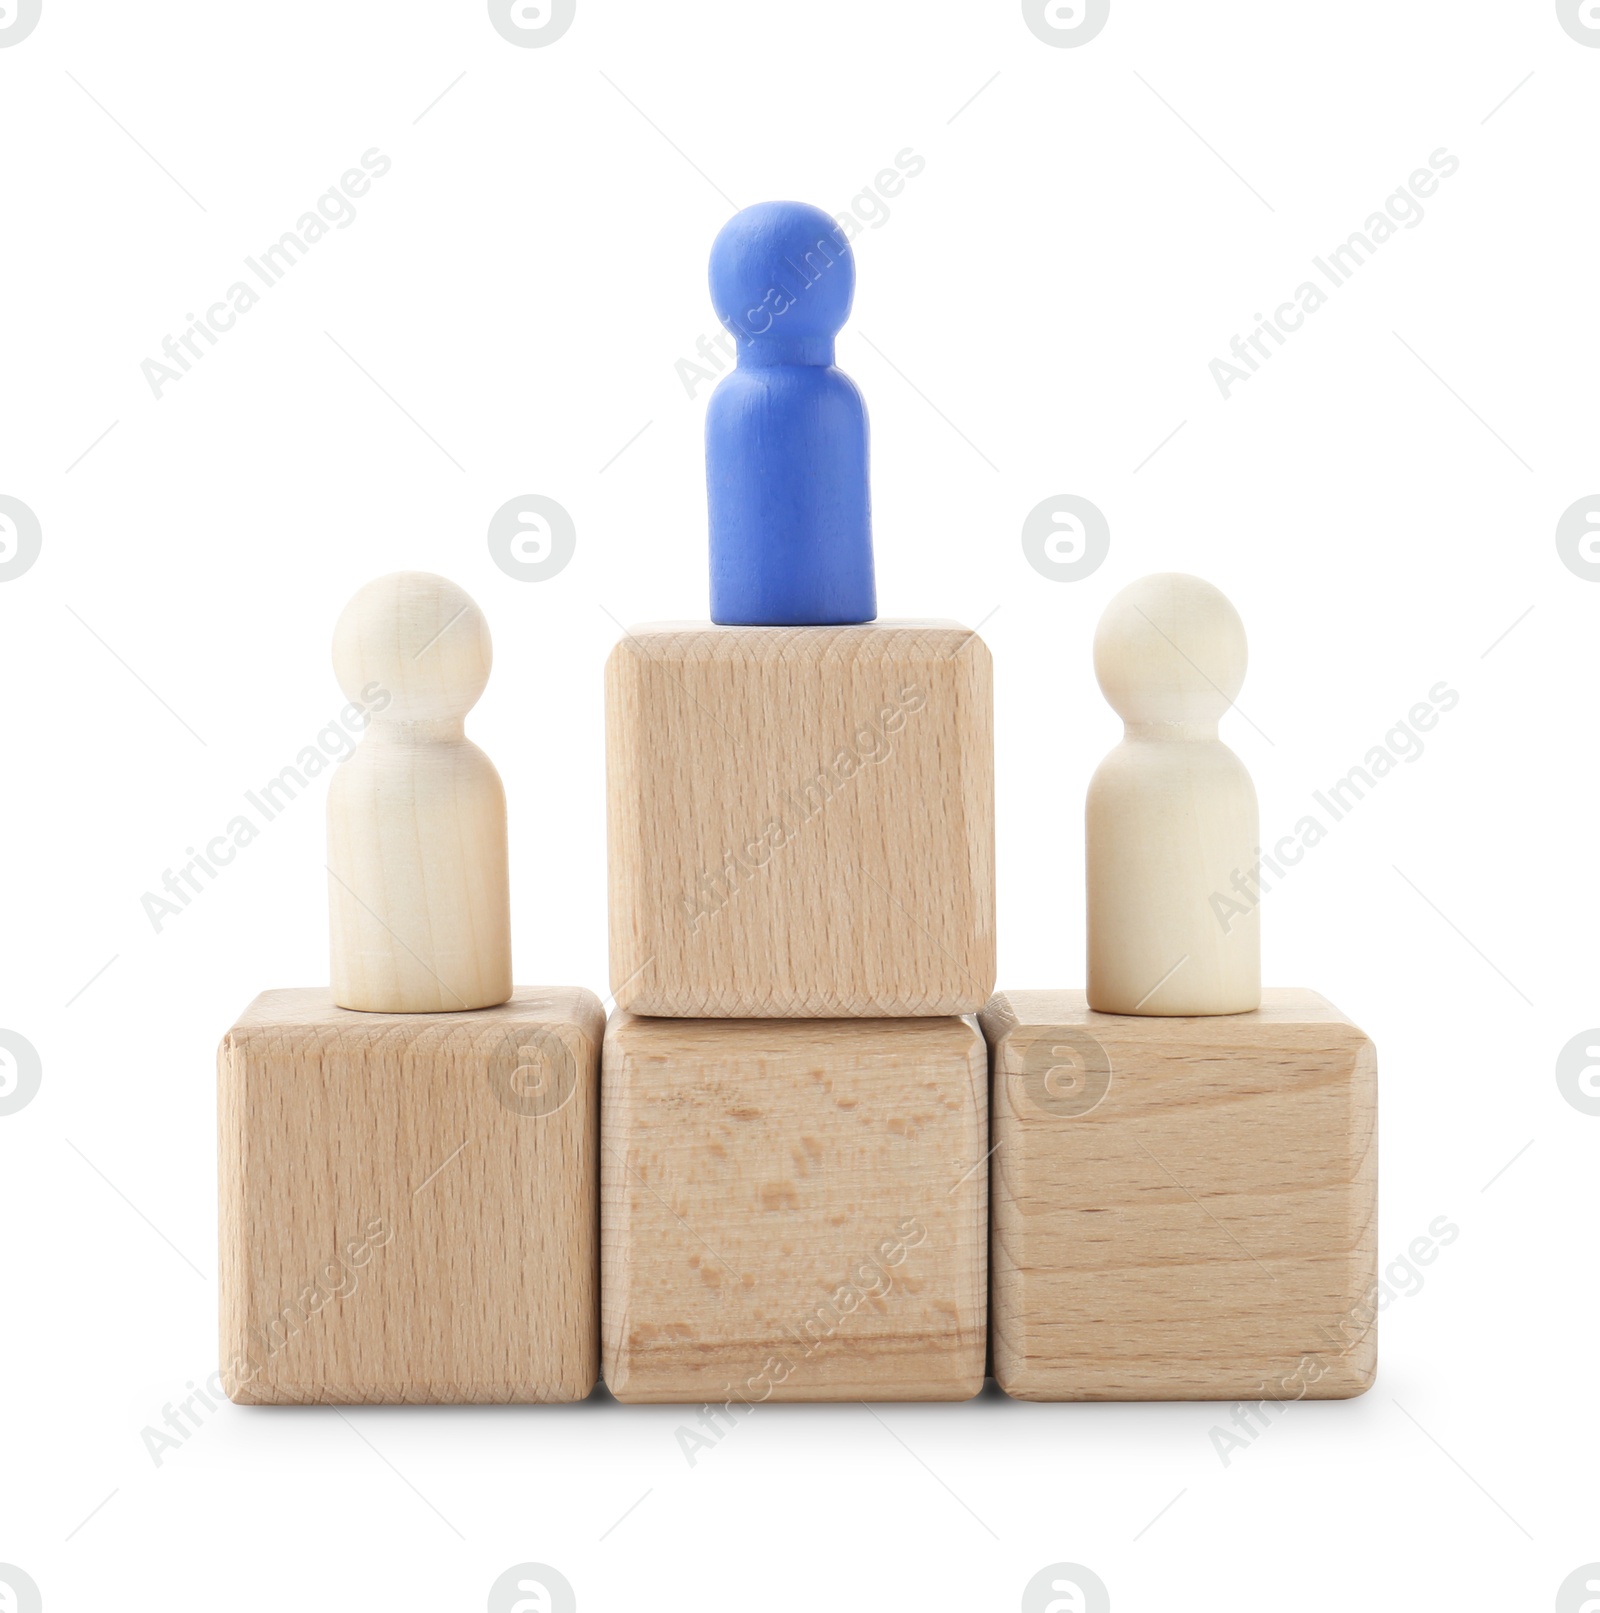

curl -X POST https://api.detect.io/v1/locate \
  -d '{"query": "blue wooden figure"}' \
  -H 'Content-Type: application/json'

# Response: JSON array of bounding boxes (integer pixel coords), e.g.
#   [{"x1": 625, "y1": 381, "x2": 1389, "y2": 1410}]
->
[{"x1": 706, "y1": 200, "x2": 876, "y2": 625}]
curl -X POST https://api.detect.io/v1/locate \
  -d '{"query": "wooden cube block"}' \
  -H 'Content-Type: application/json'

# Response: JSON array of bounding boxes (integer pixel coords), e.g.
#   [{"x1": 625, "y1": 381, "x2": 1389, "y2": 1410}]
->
[
  {"x1": 601, "y1": 1012, "x2": 988, "y2": 1402},
  {"x1": 218, "y1": 987, "x2": 602, "y2": 1404},
  {"x1": 605, "y1": 621, "x2": 994, "y2": 1017},
  {"x1": 980, "y1": 988, "x2": 1377, "y2": 1401}
]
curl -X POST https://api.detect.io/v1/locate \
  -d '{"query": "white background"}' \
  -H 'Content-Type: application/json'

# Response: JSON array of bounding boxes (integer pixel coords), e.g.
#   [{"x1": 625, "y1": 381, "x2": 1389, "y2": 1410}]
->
[{"x1": 1, "y1": 1, "x2": 1596, "y2": 1608}]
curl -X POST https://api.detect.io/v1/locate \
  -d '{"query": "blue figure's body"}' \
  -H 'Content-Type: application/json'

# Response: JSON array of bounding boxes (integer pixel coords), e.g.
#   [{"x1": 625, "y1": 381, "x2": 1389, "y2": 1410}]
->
[{"x1": 706, "y1": 201, "x2": 876, "y2": 625}]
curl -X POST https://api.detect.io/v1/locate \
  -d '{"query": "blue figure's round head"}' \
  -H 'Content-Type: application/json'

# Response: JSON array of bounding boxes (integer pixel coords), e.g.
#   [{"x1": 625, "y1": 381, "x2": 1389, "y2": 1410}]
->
[{"x1": 709, "y1": 200, "x2": 855, "y2": 361}]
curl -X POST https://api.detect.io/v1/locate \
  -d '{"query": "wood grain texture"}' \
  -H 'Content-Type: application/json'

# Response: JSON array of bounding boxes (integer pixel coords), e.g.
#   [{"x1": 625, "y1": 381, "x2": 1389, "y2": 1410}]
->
[
  {"x1": 218, "y1": 986, "x2": 601, "y2": 1404},
  {"x1": 605, "y1": 621, "x2": 994, "y2": 1018},
  {"x1": 601, "y1": 1012, "x2": 988, "y2": 1402},
  {"x1": 980, "y1": 988, "x2": 1376, "y2": 1401}
]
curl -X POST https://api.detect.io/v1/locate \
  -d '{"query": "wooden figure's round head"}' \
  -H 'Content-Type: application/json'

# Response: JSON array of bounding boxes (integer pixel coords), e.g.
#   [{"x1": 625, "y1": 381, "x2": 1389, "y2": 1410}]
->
[
  {"x1": 332, "y1": 571, "x2": 491, "y2": 725},
  {"x1": 1093, "y1": 572, "x2": 1247, "y2": 729},
  {"x1": 709, "y1": 200, "x2": 855, "y2": 357}
]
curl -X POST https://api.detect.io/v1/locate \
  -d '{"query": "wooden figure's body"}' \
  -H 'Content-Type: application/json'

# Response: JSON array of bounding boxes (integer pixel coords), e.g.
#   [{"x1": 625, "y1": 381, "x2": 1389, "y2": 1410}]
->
[
  {"x1": 327, "y1": 572, "x2": 512, "y2": 1013},
  {"x1": 601, "y1": 1012, "x2": 988, "y2": 1403},
  {"x1": 218, "y1": 987, "x2": 603, "y2": 1404},
  {"x1": 981, "y1": 988, "x2": 1377, "y2": 1402},
  {"x1": 1086, "y1": 573, "x2": 1260, "y2": 1016},
  {"x1": 706, "y1": 200, "x2": 875, "y2": 626},
  {"x1": 605, "y1": 620, "x2": 994, "y2": 1017}
]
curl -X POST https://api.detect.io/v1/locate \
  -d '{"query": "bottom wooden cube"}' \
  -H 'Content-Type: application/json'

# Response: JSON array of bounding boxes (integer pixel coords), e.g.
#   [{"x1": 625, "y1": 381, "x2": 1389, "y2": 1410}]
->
[
  {"x1": 601, "y1": 1012, "x2": 987, "y2": 1402},
  {"x1": 980, "y1": 988, "x2": 1377, "y2": 1401},
  {"x1": 218, "y1": 986, "x2": 602, "y2": 1404}
]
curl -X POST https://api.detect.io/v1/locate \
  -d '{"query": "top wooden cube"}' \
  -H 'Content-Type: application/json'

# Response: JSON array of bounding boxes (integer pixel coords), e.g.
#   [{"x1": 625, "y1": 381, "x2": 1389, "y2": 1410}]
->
[{"x1": 606, "y1": 621, "x2": 994, "y2": 1018}]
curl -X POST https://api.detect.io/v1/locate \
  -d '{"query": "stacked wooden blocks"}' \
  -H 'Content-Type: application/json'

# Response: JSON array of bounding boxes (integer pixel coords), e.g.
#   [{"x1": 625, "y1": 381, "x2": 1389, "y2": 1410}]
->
[
  {"x1": 601, "y1": 623, "x2": 996, "y2": 1401},
  {"x1": 215, "y1": 198, "x2": 1377, "y2": 1410}
]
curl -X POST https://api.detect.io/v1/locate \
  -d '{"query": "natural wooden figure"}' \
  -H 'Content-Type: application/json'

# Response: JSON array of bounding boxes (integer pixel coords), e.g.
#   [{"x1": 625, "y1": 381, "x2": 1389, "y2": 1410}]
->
[
  {"x1": 980, "y1": 989, "x2": 1377, "y2": 1401},
  {"x1": 605, "y1": 621, "x2": 994, "y2": 1018},
  {"x1": 1087, "y1": 573, "x2": 1260, "y2": 1016},
  {"x1": 601, "y1": 1012, "x2": 988, "y2": 1402},
  {"x1": 328, "y1": 572, "x2": 512, "y2": 1013},
  {"x1": 218, "y1": 987, "x2": 603, "y2": 1404}
]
